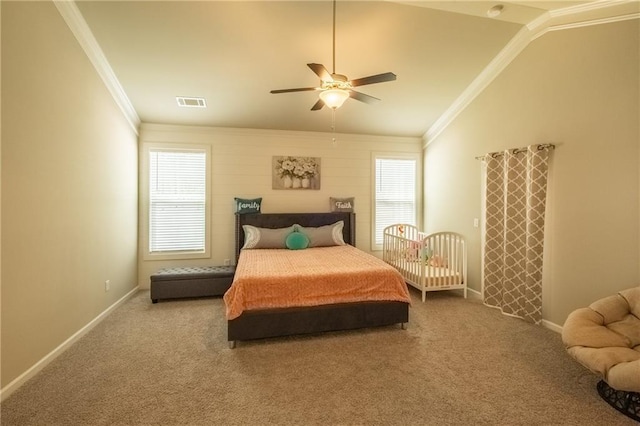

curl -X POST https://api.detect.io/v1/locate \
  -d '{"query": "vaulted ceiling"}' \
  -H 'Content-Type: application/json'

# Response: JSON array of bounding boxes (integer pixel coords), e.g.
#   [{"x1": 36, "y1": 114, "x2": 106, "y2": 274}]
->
[{"x1": 66, "y1": 1, "x2": 638, "y2": 138}]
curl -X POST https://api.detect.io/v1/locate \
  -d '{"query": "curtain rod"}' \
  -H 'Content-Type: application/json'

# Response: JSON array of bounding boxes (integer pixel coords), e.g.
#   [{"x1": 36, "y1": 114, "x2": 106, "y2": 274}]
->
[{"x1": 475, "y1": 143, "x2": 555, "y2": 160}]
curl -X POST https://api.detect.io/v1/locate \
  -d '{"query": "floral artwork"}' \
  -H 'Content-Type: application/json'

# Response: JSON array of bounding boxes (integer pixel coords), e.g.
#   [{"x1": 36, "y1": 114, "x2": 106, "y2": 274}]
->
[{"x1": 272, "y1": 156, "x2": 321, "y2": 190}]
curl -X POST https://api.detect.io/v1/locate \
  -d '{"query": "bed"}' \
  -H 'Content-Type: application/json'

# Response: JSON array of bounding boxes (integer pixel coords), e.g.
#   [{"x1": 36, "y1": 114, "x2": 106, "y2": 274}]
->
[
  {"x1": 383, "y1": 224, "x2": 467, "y2": 302},
  {"x1": 224, "y1": 212, "x2": 411, "y2": 348}
]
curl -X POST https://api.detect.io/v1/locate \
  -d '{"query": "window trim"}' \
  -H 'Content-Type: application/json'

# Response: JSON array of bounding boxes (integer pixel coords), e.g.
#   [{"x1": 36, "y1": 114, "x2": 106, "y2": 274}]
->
[
  {"x1": 141, "y1": 143, "x2": 211, "y2": 261},
  {"x1": 371, "y1": 152, "x2": 422, "y2": 251}
]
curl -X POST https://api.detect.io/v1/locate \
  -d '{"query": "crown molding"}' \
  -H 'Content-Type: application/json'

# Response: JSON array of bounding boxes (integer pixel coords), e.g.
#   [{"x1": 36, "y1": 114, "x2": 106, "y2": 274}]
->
[
  {"x1": 54, "y1": 1, "x2": 140, "y2": 135},
  {"x1": 549, "y1": 0, "x2": 634, "y2": 18},
  {"x1": 424, "y1": 24, "x2": 533, "y2": 146},
  {"x1": 537, "y1": 12, "x2": 639, "y2": 39},
  {"x1": 424, "y1": 0, "x2": 639, "y2": 147}
]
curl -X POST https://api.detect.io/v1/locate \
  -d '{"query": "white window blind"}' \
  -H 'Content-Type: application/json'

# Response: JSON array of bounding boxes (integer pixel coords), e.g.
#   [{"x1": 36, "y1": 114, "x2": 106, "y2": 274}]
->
[
  {"x1": 374, "y1": 157, "x2": 417, "y2": 246},
  {"x1": 149, "y1": 150, "x2": 206, "y2": 253}
]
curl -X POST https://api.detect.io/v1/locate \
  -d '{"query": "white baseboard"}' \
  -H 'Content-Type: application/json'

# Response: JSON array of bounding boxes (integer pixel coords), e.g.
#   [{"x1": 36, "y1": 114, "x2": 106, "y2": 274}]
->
[
  {"x1": 542, "y1": 319, "x2": 563, "y2": 334},
  {"x1": 467, "y1": 287, "x2": 482, "y2": 300},
  {"x1": 0, "y1": 286, "x2": 139, "y2": 402}
]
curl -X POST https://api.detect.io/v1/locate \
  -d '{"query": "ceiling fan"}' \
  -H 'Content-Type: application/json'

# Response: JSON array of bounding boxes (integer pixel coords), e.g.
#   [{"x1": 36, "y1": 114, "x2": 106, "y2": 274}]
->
[{"x1": 270, "y1": 0, "x2": 396, "y2": 111}]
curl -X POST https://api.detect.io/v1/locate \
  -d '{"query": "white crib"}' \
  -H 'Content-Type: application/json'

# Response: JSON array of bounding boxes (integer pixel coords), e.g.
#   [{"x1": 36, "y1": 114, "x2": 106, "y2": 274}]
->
[{"x1": 383, "y1": 224, "x2": 467, "y2": 302}]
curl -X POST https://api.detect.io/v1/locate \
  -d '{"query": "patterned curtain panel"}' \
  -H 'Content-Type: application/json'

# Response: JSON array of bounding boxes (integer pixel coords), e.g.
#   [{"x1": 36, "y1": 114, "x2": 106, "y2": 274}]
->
[{"x1": 483, "y1": 144, "x2": 551, "y2": 324}]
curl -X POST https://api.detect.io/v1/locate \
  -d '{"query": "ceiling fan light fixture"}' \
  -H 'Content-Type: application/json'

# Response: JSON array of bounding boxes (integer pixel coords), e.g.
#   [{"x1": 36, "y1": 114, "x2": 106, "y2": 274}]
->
[{"x1": 319, "y1": 89, "x2": 350, "y2": 109}]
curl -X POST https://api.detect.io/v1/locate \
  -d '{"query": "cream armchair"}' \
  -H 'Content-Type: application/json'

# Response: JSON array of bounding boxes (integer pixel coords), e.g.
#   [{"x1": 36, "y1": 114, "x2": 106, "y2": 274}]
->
[{"x1": 562, "y1": 287, "x2": 639, "y2": 421}]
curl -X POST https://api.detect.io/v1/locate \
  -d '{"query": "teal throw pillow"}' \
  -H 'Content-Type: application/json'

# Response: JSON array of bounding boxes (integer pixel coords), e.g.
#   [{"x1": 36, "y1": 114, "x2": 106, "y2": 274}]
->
[{"x1": 285, "y1": 232, "x2": 310, "y2": 250}]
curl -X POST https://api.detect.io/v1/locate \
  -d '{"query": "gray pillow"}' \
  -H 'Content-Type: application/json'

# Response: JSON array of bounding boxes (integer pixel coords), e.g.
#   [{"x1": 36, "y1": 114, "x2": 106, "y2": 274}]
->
[
  {"x1": 297, "y1": 221, "x2": 346, "y2": 247},
  {"x1": 242, "y1": 225, "x2": 295, "y2": 249}
]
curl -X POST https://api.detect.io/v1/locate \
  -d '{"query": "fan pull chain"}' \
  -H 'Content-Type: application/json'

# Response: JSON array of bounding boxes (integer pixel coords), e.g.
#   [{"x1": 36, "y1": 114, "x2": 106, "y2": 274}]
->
[{"x1": 331, "y1": 108, "x2": 337, "y2": 146}]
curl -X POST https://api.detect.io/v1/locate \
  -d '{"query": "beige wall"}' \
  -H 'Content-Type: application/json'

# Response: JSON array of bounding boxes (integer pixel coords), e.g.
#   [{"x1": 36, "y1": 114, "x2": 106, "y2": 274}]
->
[
  {"x1": 0, "y1": 1, "x2": 422, "y2": 390},
  {"x1": 2, "y1": 0, "x2": 635, "y2": 396},
  {"x1": 424, "y1": 19, "x2": 640, "y2": 327},
  {"x1": 138, "y1": 124, "x2": 422, "y2": 287},
  {"x1": 1, "y1": 2, "x2": 138, "y2": 388}
]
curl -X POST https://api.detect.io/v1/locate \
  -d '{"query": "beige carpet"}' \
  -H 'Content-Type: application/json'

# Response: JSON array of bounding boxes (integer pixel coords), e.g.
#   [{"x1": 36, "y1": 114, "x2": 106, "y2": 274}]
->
[{"x1": 0, "y1": 290, "x2": 634, "y2": 425}]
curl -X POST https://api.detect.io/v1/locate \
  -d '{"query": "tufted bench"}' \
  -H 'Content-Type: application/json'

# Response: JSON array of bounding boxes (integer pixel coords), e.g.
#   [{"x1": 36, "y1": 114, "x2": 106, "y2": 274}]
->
[
  {"x1": 150, "y1": 265, "x2": 236, "y2": 303},
  {"x1": 562, "y1": 287, "x2": 640, "y2": 421}
]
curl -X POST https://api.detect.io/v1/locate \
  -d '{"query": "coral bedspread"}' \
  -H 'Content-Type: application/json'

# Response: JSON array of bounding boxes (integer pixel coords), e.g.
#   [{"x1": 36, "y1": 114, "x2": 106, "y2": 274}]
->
[{"x1": 224, "y1": 245, "x2": 411, "y2": 320}]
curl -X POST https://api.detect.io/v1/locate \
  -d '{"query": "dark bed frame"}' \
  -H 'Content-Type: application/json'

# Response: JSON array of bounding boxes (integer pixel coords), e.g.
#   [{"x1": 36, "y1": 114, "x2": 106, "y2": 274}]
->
[{"x1": 227, "y1": 212, "x2": 409, "y2": 348}]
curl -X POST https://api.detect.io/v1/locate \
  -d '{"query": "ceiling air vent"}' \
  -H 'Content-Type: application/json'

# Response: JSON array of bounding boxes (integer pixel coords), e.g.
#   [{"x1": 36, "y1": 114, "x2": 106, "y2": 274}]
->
[{"x1": 176, "y1": 96, "x2": 207, "y2": 108}]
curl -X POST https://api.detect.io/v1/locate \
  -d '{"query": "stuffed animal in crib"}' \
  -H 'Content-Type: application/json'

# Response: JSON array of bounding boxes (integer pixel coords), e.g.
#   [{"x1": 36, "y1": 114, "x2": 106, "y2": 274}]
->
[
  {"x1": 407, "y1": 240, "x2": 422, "y2": 260},
  {"x1": 429, "y1": 255, "x2": 446, "y2": 267}
]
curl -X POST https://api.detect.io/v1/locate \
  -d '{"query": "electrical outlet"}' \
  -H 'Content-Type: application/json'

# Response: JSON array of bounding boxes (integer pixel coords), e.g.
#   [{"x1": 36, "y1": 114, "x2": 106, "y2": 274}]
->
[
  {"x1": 105, "y1": 280, "x2": 111, "y2": 292},
  {"x1": 473, "y1": 218, "x2": 479, "y2": 228},
  {"x1": 223, "y1": 259, "x2": 230, "y2": 266}
]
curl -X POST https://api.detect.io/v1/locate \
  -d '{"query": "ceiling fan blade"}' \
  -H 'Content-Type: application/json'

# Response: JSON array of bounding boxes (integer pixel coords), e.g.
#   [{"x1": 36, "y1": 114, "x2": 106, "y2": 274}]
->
[
  {"x1": 311, "y1": 99, "x2": 325, "y2": 111},
  {"x1": 270, "y1": 87, "x2": 318, "y2": 94},
  {"x1": 307, "y1": 63, "x2": 334, "y2": 82},
  {"x1": 350, "y1": 72, "x2": 397, "y2": 87},
  {"x1": 349, "y1": 90, "x2": 380, "y2": 104}
]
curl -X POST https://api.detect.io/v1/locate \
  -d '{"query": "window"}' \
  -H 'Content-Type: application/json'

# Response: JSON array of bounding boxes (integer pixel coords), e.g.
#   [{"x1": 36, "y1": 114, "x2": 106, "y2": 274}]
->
[
  {"x1": 372, "y1": 154, "x2": 420, "y2": 250},
  {"x1": 143, "y1": 144, "x2": 210, "y2": 259}
]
